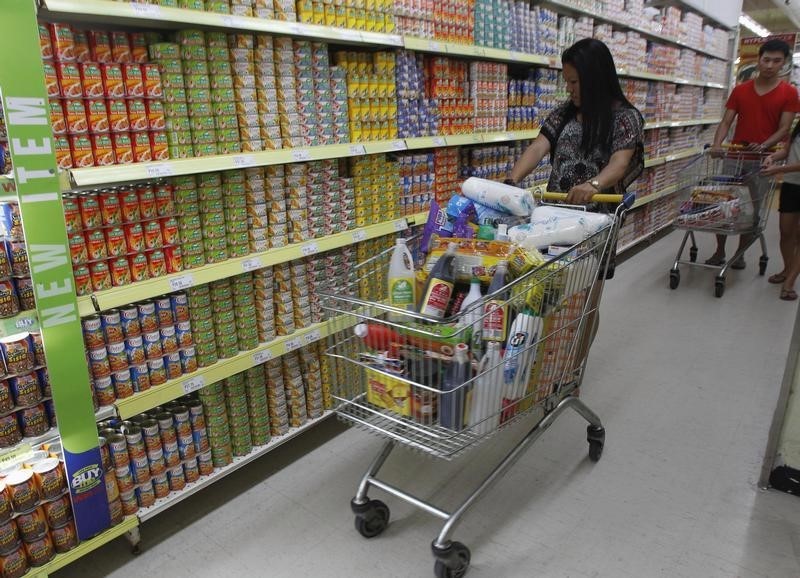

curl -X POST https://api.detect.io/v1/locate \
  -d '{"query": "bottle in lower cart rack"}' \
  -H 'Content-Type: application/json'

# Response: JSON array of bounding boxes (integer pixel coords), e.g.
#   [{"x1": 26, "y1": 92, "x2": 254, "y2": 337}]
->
[
  {"x1": 387, "y1": 238, "x2": 416, "y2": 322},
  {"x1": 440, "y1": 343, "x2": 470, "y2": 431},
  {"x1": 418, "y1": 242, "x2": 458, "y2": 318},
  {"x1": 468, "y1": 342, "x2": 504, "y2": 435},
  {"x1": 501, "y1": 308, "x2": 543, "y2": 421},
  {"x1": 482, "y1": 260, "x2": 509, "y2": 343}
]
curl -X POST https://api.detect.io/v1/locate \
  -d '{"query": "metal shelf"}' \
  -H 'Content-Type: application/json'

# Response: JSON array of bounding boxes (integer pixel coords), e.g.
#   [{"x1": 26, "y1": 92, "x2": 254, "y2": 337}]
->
[
  {"x1": 403, "y1": 36, "x2": 554, "y2": 66},
  {"x1": 136, "y1": 412, "x2": 332, "y2": 522},
  {"x1": 76, "y1": 212, "x2": 425, "y2": 316}
]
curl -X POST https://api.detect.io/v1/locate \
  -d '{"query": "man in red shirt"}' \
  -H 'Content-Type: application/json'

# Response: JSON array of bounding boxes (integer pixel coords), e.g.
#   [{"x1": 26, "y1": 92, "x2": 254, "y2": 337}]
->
[{"x1": 708, "y1": 38, "x2": 799, "y2": 269}]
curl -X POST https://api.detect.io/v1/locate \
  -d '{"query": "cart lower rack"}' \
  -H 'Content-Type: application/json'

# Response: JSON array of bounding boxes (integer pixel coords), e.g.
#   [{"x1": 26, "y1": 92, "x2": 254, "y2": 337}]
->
[{"x1": 320, "y1": 193, "x2": 632, "y2": 576}]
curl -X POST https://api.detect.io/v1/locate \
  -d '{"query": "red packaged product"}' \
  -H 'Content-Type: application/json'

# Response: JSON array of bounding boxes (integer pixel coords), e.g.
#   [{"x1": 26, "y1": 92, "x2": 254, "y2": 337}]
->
[
  {"x1": 88, "y1": 30, "x2": 112, "y2": 63},
  {"x1": 143, "y1": 220, "x2": 163, "y2": 250},
  {"x1": 124, "y1": 223, "x2": 145, "y2": 253},
  {"x1": 132, "y1": 132, "x2": 152, "y2": 163},
  {"x1": 106, "y1": 99, "x2": 130, "y2": 132},
  {"x1": 159, "y1": 217, "x2": 179, "y2": 245},
  {"x1": 54, "y1": 136, "x2": 73, "y2": 169},
  {"x1": 126, "y1": 99, "x2": 148, "y2": 132},
  {"x1": 79, "y1": 62, "x2": 104, "y2": 98},
  {"x1": 73, "y1": 30, "x2": 91, "y2": 63},
  {"x1": 85, "y1": 99, "x2": 110, "y2": 133},
  {"x1": 89, "y1": 261, "x2": 112, "y2": 291},
  {"x1": 62, "y1": 197, "x2": 82, "y2": 233},
  {"x1": 84, "y1": 229, "x2": 108, "y2": 261},
  {"x1": 55, "y1": 61, "x2": 82, "y2": 99},
  {"x1": 98, "y1": 192, "x2": 122, "y2": 225},
  {"x1": 154, "y1": 185, "x2": 174, "y2": 216},
  {"x1": 128, "y1": 253, "x2": 149, "y2": 282},
  {"x1": 110, "y1": 31, "x2": 132, "y2": 63},
  {"x1": 149, "y1": 132, "x2": 169, "y2": 161},
  {"x1": 49, "y1": 23, "x2": 75, "y2": 62},
  {"x1": 78, "y1": 195, "x2": 101, "y2": 229},
  {"x1": 137, "y1": 187, "x2": 156, "y2": 219},
  {"x1": 130, "y1": 33, "x2": 148, "y2": 64},
  {"x1": 119, "y1": 190, "x2": 141, "y2": 223},
  {"x1": 90, "y1": 133, "x2": 116, "y2": 166},
  {"x1": 111, "y1": 132, "x2": 134, "y2": 164},
  {"x1": 42, "y1": 62, "x2": 60, "y2": 98},
  {"x1": 63, "y1": 99, "x2": 88, "y2": 134},
  {"x1": 145, "y1": 100, "x2": 166, "y2": 131},
  {"x1": 110, "y1": 257, "x2": 132, "y2": 287},
  {"x1": 142, "y1": 64, "x2": 163, "y2": 99},
  {"x1": 68, "y1": 134, "x2": 94, "y2": 168},
  {"x1": 147, "y1": 250, "x2": 167, "y2": 278},
  {"x1": 101, "y1": 63, "x2": 125, "y2": 99},
  {"x1": 38, "y1": 24, "x2": 53, "y2": 60},
  {"x1": 123, "y1": 64, "x2": 144, "y2": 98},
  {"x1": 105, "y1": 227, "x2": 127, "y2": 257},
  {"x1": 73, "y1": 265, "x2": 91, "y2": 296},
  {"x1": 49, "y1": 99, "x2": 66, "y2": 135},
  {"x1": 163, "y1": 245, "x2": 184, "y2": 273},
  {"x1": 68, "y1": 233, "x2": 88, "y2": 265}
]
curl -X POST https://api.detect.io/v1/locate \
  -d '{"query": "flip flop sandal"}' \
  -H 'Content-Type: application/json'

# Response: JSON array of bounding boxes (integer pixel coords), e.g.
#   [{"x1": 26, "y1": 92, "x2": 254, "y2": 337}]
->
[
  {"x1": 780, "y1": 289, "x2": 798, "y2": 301},
  {"x1": 769, "y1": 274, "x2": 787, "y2": 284},
  {"x1": 705, "y1": 255, "x2": 726, "y2": 266}
]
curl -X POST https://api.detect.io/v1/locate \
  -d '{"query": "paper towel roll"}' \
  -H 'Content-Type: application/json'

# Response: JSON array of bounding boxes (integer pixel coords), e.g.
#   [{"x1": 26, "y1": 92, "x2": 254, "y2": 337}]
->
[
  {"x1": 461, "y1": 177, "x2": 535, "y2": 217},
  {"x1": 508, "y1": 206, "x2": 612, "y2": 249}
]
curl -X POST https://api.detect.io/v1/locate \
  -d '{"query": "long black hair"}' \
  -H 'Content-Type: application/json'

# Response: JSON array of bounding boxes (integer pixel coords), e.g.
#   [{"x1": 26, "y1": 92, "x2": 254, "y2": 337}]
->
[{"x1": 561, "y1": 38, "x2": 638, "y2": 156}]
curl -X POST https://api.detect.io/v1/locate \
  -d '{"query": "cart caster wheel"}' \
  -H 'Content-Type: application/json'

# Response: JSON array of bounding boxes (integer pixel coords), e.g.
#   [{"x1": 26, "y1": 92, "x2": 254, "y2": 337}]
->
[
  {"x1": 669, "y1": 270, "x2": 680, "y2": 290},
  {"x1": 759, "y1": 256, "x2": 768, "y2": 276},
  {"x1": 131, "y1": 544, "x2": 141, "y2": 556},
  {"x1": 714, "y1": 278, "x2": 725, "y2": 298},
  {"x1": 689, "y1": 247, "x2": 698, "y2": 263},
  {"x1": 352, "y1": 499, "x2": 390, "y2": 538},
  {"x1": 587, "y1": 425, "x2": 605, "y2": 462},
  {"x1": 433, "y1": 541, "x2": 471, "y2": 578}
]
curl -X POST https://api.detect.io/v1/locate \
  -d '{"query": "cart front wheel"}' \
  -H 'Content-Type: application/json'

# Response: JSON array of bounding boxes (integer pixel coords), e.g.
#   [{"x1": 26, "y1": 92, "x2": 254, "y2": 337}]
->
[
  {"x1": 669, "y1": 270, "x2": 680, "y2": 290},
  {"x1": 587, "y1": 425, "x2": 605, "y2": 462},
  {"x1": 352, "y1": 499, "x2": 390, "y2": 538},
  {"x1": 433, "y1": 541, "x2": 471, "y2": 578},
  {"x1": 714, "y1": 278, "x2": 725, "y2": 298},
  {"x1": 759, "y1": 256, "x2": 768, "y2": 276},
  {"x1": 689, "y1": 246, "x2": 698, "y2": 263}
]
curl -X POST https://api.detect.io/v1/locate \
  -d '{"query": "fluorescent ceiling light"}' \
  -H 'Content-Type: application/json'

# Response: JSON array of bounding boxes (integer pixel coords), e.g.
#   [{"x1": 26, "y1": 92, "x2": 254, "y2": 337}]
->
[{"x1": 739, "y1": 14, "x2": 771, "y2": 37}]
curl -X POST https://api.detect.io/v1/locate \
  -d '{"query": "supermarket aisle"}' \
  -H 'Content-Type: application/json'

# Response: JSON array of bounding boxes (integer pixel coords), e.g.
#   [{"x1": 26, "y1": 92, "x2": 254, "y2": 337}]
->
[{"x1": 56, "y1": 226, "x2": 800, "y2": 578}]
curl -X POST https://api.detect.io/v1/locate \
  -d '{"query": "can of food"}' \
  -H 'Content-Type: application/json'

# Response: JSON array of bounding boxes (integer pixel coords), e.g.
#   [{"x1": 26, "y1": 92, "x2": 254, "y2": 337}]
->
[
  {"x1": 119, "y1": 489, "x2": 138, "y2": 516},
  {"x1": 124, "y1": 335, "x2": 146, "y2": 366},
  {"x1": 106, "y1": 99, "x2": 130, "y2": 133},
  {"x1": 141, "y1": 330, "x2": 163, "y2": 361},
  {"x1": 0, "y1": 543, "x2": 28, "y2": 577},
  {"x1": 101, "y1": 63, "x2": 125, "y2": 98},
  {"x1": 0, "y1": 334, "x2": 34, "y2": 375},
  {"x1": 162, "y1": 440, "x2": 180, "y2": 469},
  {"x1": 107, "y1": 496, "x2": 124, "y2": 527},
  {"x1": 50, "y1": 521, "x2": 77, "y2": 554},
  {"x1": 171, "y1": 405, "x2": 191, "y2": 436},
  {"x1": 114, "y1": 463, "x2": 135, "y2": 495},
  {"x1": 30, "y1": 459, "x2": 65, "y2": 502},
  {"x1": 174, "y1": 321, "x2": 192, "y2": 349},
  {"x1": 146, "y1": 446, "x2": 166, "y2": 477},
  {"x1": 82, "y1": 315, "x2": 104, "y2": 349},
  {"x1": 147, "y1": 250, "x2": 167, "y2": 278},
  {"x1": 98, "y1": 435, "x2": 111, "y2": 471},
  {"x1": 17, "y1": 403, "x2": 48, "y2": 438},
  {"x1": 8, "y1": 373, "x2": 40, "y2": 408},
  {"x1": 128, "y1": 363, "x2": 150, "y2": 393},
  {"x1": 142, "y1": 220, "x2": 163, "y2": 251},
  {"x1": 129, "y1": 453, "x2": 151, "y2": 485},
  {"x1": 98, "y1": 309, "x2": 124, "y2": 345},
  {"x1": 156, "y1": 412, "x2": 177, "y2": 445},
  {"x1": 197, "y1": 450, "x2": 213, "y2": 475},
  {"x1": 89, "y1": 261, "x2": 112, "y2": 292},
  {"x1": 0, "y1": 384, "x2": 11, "y2": 416},
  {"x1": 93, "y1": 376, "x2": 115, "y2": 406},
  {"x1": 15, "y1": 507, "x2": 46, "y2": 543},
  {"x1": 110, "y1": 31, "x2": 132, "y2": 63},
  {"x1": 160, "y1": 326, "x2": 178, "y2": 355},
  {"x1": 119, "y1": 306, "x2": 141, "y2": 338},
  {"x1": 23, "y1": 532, "x2": 54, "y2": 567},
  {"x1": 105, "y1": 433, "x2": 129, "y2": 469},
  {"x1": 0, "y1": 281, "x2": 19, "y2": 319},
  {"x1": 166, "y1": 464, "x2": 186, "y2": 492},
  {"x1": 145, "y1": 99, "x2": 166, "y2": 132},
  {"x1": 135, "y1": 481, "x2": 155, "y2": 508},
  {"x1": 123, "y1": 65, "x2": 144, "y2": 99},
  {"x1": 104, "y1": 227, "x2": 126, "y2": 258},
  {"x1": 42, "y1": 494, "x2": 72, "y2": 529},
  {"x1": 111, "y1": 368, "x2": 134, "y2": 399},
  {"x1": 128, "y1": 253, "x2": 149, "y2": 283},
  {"x1": 106, "y1": 339, "x2": 128, "y2": 372},
  {"x1": 88, "y1": 347, "x2": 111, "y2": 380},
  {"x1": 0, "y1": 518, "x2": 17, "y2": 555},
  {"x1": 83, "y1": 229, "x2": 107, "y2": 263},
  {"x1": 163, "y1": 352, "x2": 181, "y2": 380},
  {"x1": 147, "y1": 358, "x2": 167, "y2": 387},
  {"x1": 4, "y1": 470, "x2": 38, "y2": 513},
  {"x1": 177, "y1": 431, "x2": 196, "y2": 461}
]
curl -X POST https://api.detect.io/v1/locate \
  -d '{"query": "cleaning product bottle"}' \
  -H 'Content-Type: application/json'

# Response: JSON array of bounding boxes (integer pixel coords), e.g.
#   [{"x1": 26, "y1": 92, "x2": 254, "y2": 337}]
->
[
  {"x1": 468, "y1": 342, "x2": 504, "y2": 435},
  {"x1": 353, "y1": 323, "x2": 406, "y2": 358},
  {"x1": 482, "y1": 260, "x2": 510, "y2": 343},
  {"x1": 418, "y1": 242, "x2": 458, "y2": 318},
  {"x1": 457, "y1": 277, "x2": 484, "y2": 358},
  {"x1": 440, "y1": 343, "x2": 471, "y2": 431},
  {"x1": 387, "y1": 238, "x2": 416, "y2": 321},
  {"x1": 496, "y1": 223, "x2": 509, "y2": 242},
  {"x1": 502, "y1": 307, "x2": 542, "y2": 406}
]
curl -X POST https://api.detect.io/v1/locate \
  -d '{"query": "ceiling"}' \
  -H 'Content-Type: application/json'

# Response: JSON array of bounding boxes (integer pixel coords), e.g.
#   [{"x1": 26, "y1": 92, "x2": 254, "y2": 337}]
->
[{"x1": 743, "y1": 0, "x2": 800, "y2": 33}]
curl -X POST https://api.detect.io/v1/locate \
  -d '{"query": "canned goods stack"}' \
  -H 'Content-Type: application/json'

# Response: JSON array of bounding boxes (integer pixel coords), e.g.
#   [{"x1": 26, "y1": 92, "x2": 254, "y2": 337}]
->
[
  {"x1": 187, "y1": 286, "x2": 218, "y2": 368},
  {"x1": 272, "y1": 263, "x2": 295, "y2": 336},
  {"x1": 232, "y1": 274, "x2": 260, "y2": 351},
  {"x1": 40, "y1": 23, "x2": 168, "y2": 169},
  {"x1": 183, "y1": 30, "x2": 224, "y2": 157},
  {"x1": 285, "y1": 164, "x2": 309, "y2": 243},
  {"x1": 289, "y1": 260, "x2": 312, "y2": 330},
  {"x1": 393, "y1": 0, "x2": 472, "y2": 42},
  {"x1": 0, "y1": 203, "x2": 35, "y2": 317},
  {"x1": 230, "y1": 33, "x2": 264, "y2": 153},
  {"x1": 351, "y1": 155, "x2": 400, "y2": 226},
  {"x1": 397, "y1": 153, "x2": 433, "y2": 216},
  {"x1": 317, "y1": 340, "x2": 334, "y2": 409},
  {"x1": 0, "y1": 454, "x2": 78, "y2": 571},
  {"x1": 148, "y1": 41, "x2": 194, "y2": 159},
  {"x1": 298, "y1": 0, "x2": 396, "y2": 33},
  {"x1": 429, "y1": 57, "x2": 471, "y2": 135},
  {"x1": 245, "y1": 167, "x2": 269, "y2": 253},
  {"x1": 533, "y1": 68, "x2": 561, "y2": 121},
  {"x1": 432, "y1": 148, "x2": 460, "y2": 207},
  {"x1": 224, "y1": 374, "x2": 252, "y2": 457},
  {"x1": 470, "y1": 62, "x2": 508, "y2": 134},
  {"x1": 282, "y1": 352, "x2": 308, "y2": 428},
  {"x1": 275, "y1": 38, "x2": 301, "y2": 149},
  {"x1": 198, "y1": 172, "x2": 229, "y2": 264},
  {"x1": 305, "y1": 160, "x2": 354, "y2": 237},
  {"x1": 299, "y1": 345, "x2": 324, "y2": 419},
  {"x1": 507, "y1": 78, "x2": 537, "y2": 131},
  {"x1": 508, "y1": 1, "x2": 536, "y2": 54},
  {"x1": 254, "y1": 35, "x2": 282, "y2": 150},
  {"x1": 315, "y1": 41, "x2": 338, "y2": 146},
  {"x1": 173, "y1": 175, "x2": 205, "y2": 270},
  {"x1": 222, "y1": 170, "x2": 249, "y2": 259},
  {"x1": 356, "y1": 237, "x2": 393, "y2": 301},
  {"x1": 265, "y1": 358, "x2": 290, "y2": 436},
  {"x1": 65, "y1": 186, "x2": 182, "y2": 295},
  {"x1": 198, "y1": 380, "x2": 233, "y2": 467},
  {"x1": 395, "y1": 50, "x2": 436, "y2": 139},
  {"x1": 244, "y1": 366, "x2": 271, "y2": 446},
  {"x1": 303, "y1": 248, "x2": 352, "y2": 324},
  {"x1": 534, "y1": 7, "x2": 560, "y2": 57},
  {"x1": 254, "y1": 268, "x2": 275, "y2": 343},
  {"x1": 266, "y1": 165, "x2": 288, "y2": 249},
  {"x1": 474, "y1": 0, "x2": 511, "y2": 50},
  {"x1": 0, "y1": 332, "x2": 54, "y2": 449},
  {"x1": 459, "y1": 145, "x2": 515, "y2": 183},
  {"x1": 336, "y1": 51, "x2": 398, "y2": 142},
  {"x1": 83, "y1": 293, "x2": 197, "y2": 406}
]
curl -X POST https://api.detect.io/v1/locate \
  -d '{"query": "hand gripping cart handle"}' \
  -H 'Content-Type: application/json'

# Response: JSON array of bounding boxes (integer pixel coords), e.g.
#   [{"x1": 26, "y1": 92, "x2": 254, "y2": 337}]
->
[{"x1": 319, "y1": 191, "x2": 631, "y2": 577}]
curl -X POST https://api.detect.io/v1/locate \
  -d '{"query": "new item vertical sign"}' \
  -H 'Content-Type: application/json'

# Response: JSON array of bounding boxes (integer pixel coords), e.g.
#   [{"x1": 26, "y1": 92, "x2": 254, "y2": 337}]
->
[{"x1": 0, "y1": 1, "x2": 110, "y2": 539}]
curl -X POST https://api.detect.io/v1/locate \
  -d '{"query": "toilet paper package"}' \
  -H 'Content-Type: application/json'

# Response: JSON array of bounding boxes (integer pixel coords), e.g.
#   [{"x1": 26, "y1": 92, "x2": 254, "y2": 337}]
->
[
  {"x1": 508, "y1": 206, "x2": 612, "y2": 250},
  {"x1": 461, "y1": 177, "x2": 535, "y2": 217}
]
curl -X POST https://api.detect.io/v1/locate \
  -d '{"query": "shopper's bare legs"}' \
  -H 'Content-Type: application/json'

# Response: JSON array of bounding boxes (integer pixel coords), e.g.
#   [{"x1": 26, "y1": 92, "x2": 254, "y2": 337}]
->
[
  {"x1": 773, "y1": 212, "x2": 800, "y2": 281},
  {"x1": 706, "y1": 234, "x2": 727, "y2": 264}
]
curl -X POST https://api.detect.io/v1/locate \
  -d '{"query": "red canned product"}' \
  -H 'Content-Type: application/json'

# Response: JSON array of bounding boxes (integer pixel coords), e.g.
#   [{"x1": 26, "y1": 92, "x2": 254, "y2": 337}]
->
[
  {"x1": 119, "y1": 189, "x2": 141, "y2": 223},
  {"x1": 143, "y1": 220, "x2": 163, "y2": 250},
  {"x1": 42, "y1": 63, "x2": 60, "y2": 98},
  {"x1": 98, "y1": 192, "x2": 121, "y2": 225},
  {"x1": 73, "y1": 30, "x2": 90, "y2": 63},
  {"x1": 153, "y1": 186, "x2": 174, "y2": 216},
  {"x1": 88, "y1": 347, "x2": 111, "y2": 379},
  {"x1": 124, "y1": 223, "x2": 145, "y2": 253},
  {"x1": 85, "y1": 99, "x2": 110, "y2": 134},
  {"x1": 0, "y1": 519, "x2": 18, "y2": 555},
  {"x1": 32, "y1": 459, "x2": 66, "y2": 502},
  {"x1": 130, "y1": 33, "x2": 148, "y2": 63},
  {"x1": 111, "y1": 132, "x2": 133, "y2": 165},
  {"x1": 24, "y1": 532, "x2": 55, "y2": 567},
  {"x1": 159, "y1": 217, "x2": 179, "y2": 246},
  {"x1": 89, "y1": 261, "x2": 112, "y2": 291},
  {"x1": 68, "y1": 134, "x2": 94, "y2": 168},
  {"x1": 101, "y1": 63, "x2": 125, "y2": 98},
  {"x1": 106, "y1": 341, "x2": 128, "y2": 372},
  {"x1": 88, "y1": 30, "x2": 112, "y2": 63},
  {"x1": 50, "y1": 521, "x2": 77, "y2": 554},
  {"x1": 55, "y1": 61, "x2": 82, "y2": 99},
  {"x1": 4, "y1": 470, "x2": 38, "y2": 513},
  {"x1": 132, "y1": 132, "x2": 152, "y2": 163},
  {"x1": 15, "y1": 507, "x2": 46, "y2": 542},
  {"x1": 150, "y1": 132, "x2": 169, "y2": 161},
  {"x1": 137, "y1": 187, "x2": 156, "y2": 219},
  {"x1": 164, "y1": 245, "x2": 183, "y2": 274},
  {"x1": 64, "y1": 198, "x2": 83, "y2": 233},
  {"x1": 72, "y1": 265, "x2": 91, "y2": 296},
  {"x1": 145, "y1": 99, "x2": 166, "y2": 131},
  {"x1": 48, "y1": 99, "x2": 66, "y2": 135},
  {"x1": 54, "y1": 136, "x2": 73, "y2": 170},
  {"x1": 0, "y1": 415, "x2": 21, "y2": 449},
  {"x1": 84, "y1": 229, "x2": 108, "y2": 261},
  {"x1": 104, "y1": 227, "x2": 126, "y2": 257},
  {"x1": 0, "y1": 545, "x2": 28, "y2": 578},
  {"x1": 110, "y1": 257, "x2": 132, "y2": 287},
  {"x1": 18, "y1": 404, "x2": 49, "y2": 438},
  {"x1": 79, "y1": 62, "x2": 104, "y2": 99},
  {"x1": 90, "y1": 133, "x2": 116, "y2": 166},
  {"x1": 127, "y1": 99, "x2": 148, "y2": 132},
  {"x1": 78, "y1": 195, "x2": 101, "y2": 229},
  {"x1": 68, "y1": 233, "x2": 88, "y2": 265},
  {"x1": 123, "y1": 64, "x2": 144, "y2": 98},
  {"x1": 142, "y1": 64, "x2": 163, "y2": 98},
  {"x1": 49, "y1": 23, "x2": 75, "y2": 62},
  {"x1": 110, "y1": 31, "x2": 132, "y2": 63},
  {"x1": 41, "y1": 494, "x2": 72, "y2": 529},
  {"x1": 38, "y1": 24, "x2": 53, "y2": 61},
  {"x1": 63, "y1": 98, "x2": 88, "y2": 134},
  {"x1": 128, "y1": 253, "x2": 149, "y2": 283},
  {"x1": 147, "y1": 250, "x2": 167, "y2": 278},
  {"x1": 106, "y1": 99, "x2": 130, "y2": 133}
]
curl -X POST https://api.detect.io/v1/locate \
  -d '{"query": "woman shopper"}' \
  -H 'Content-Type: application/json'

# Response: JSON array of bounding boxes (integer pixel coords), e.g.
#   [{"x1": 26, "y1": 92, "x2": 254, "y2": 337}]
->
[{"x1": 761, "y1": 120, "x2": 800, "y2": 301}]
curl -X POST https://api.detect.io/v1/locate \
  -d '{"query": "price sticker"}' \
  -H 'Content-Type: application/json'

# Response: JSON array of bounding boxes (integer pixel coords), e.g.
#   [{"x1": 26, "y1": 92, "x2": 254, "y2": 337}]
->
[
  {"x1": 394, "y1": 219, "x2": 408, "y2": 232},
  {"x1": 233, "y1": 155, "x2": 257, "y2": 168},
  {"x1": 428, "y1": 41, "x2": 442, "y2": 52},
  {"x1": 221, "y1": 15, "x2": 247, "y2": 27},
  {"x1": 348, "y1": 144, "x2": 366, "y2": 156},
  {"x1": 145, "y1": 163, "x2": 175, "y2": 178},
  {"x1": 470, "y1": 134, "x2": 483, "y2": 144},
  {"x1": 301, "y1": 242, "x2": 319, "y2": 257},
  {"x1": 169, "y1": 274, "x2": 194, "y2": 291},
  {"x1": 182, "y1": 375, "x2": 206, "y2": 394},
  {"x1": 285, "y1": 337, "x2": 301, "y2": 352},
  {"x1": 288, "y1": 24, "x2": 303, "y2": 35},
  {"x1": 242, "y1": 257, "x2": 263, "y2": 272},
  {"x1": 509, "y1": 51, "x2": 521, "y2": 62},
  {"x1": 291, "y1": 149, "x2": 311, "y2": 162},
  {"x1": 253, "y1": 349, "x2": 273, "y2": 364},
  {"x1": 351, "y1": 229, "x2": 367, "y2": 242},
  {"x1": 391, "y1": 140, "x2": 407, "y2": 151},
  {"x1": 304, "y1": 329, "x2": 322, "y2": 345},
  {"x1": 431, "y1": 137, "x2": 446, "y2": 147},
  {"x1": 472, "y1": 46, "x2": 485, "y2": 57},
  {"x1": 131, "y1": 3, "x2": 161, "y2": 16},
  {"x1": 337, "y1": 29, "x2": 362, "y2": 42}
]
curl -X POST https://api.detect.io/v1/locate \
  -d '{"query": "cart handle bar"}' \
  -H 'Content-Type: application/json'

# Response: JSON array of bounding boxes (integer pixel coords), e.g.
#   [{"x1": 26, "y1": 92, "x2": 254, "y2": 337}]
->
[{"x1": 539, "y1": 191, "x2": 635, "y2": 209}]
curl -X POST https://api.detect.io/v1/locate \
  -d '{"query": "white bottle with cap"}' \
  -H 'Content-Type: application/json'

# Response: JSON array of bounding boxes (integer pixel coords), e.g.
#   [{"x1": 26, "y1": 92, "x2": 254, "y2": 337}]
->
[{"x1": 387, "y1": 238, "x2": 416, "y2": 321}]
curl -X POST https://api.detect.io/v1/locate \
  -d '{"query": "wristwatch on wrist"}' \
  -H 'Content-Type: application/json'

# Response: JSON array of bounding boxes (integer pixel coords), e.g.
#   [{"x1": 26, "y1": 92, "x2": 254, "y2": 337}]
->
[{"x1": 589, "y1": 179, "x2": 601, "y2": 192}]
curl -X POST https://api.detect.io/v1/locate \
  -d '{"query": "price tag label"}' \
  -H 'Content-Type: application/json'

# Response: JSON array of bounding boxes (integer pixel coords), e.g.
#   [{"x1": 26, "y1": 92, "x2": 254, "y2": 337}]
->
[
  {"x1": 337, "y1": 29, "x2": 362, "y2": 42},
  {"x1": 291, "y1": 149, "x2": 311, "y2": 162},
  {"x1": 131, "y1": 3, "x2": 161, "y2": 17},
  {"x1": 221, "y1": 15, "x2": 246, "y2": 27},
  {"x1": 391, "y1": 140, "x2": 407, "y2": 151},
  {"x1": 394, "y1": 219, "x2": 409, "y2": 232},
  {"x1": 431, "y1": 137, "x2": 446, "y2": 147},
  {"x1": 428, "y1": 41, "x2": 442, "y2": 52},
  {"x1": 169, "y1": 274, "x2": 194, "y2": 291},
  {"x1": 288, "y1": 24, "x2": 303, "y2": 35},
  {"x1": 145, "y1": 163, "x2": 175, "y2": 178},
  {"x1": 509, "y1": 51, "x2": 521, "y2": 62},
  {"x1": 304, "y1": 329, "x2": 322, "y2": 345},
  {"x1": 470, "y1": 134, "x2": 483, "y2": 144},
  {"x1": 285, "y1": 337, "x2": 301, "y2": 352},
  {"x1": 233, "y1": 155, "x2": 257, "y2": 168},
  {"x1": 472, "y1": 46, "x2": 485, "y2": 56},
  {"x1": 182, "y1": 375, "x2": 206, "y2": 394},
  {"x1": 301, "y1": 242, "x2": 319, "y2": 257},
  {"x1": 242, "y1": 257, "x2": 262, "y2": 272},
  {"x1": 351, "y1": 229, "x2": 367, "y2": 242},
  {"x1": 348, "y1": 144, "x2": 366, "y2": 156},
  {"x1": 0, "y1": 444, "x2": 32, "y2": 468},
  {"x1": 253, "y1": 349, "x2": 273, "y2": 364}
]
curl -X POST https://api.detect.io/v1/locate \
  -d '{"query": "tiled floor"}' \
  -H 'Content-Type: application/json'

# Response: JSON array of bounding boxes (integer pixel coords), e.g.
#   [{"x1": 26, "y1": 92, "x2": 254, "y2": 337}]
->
[{"x1": 55, "y1": 224, "x2": 800, "y2": 578}]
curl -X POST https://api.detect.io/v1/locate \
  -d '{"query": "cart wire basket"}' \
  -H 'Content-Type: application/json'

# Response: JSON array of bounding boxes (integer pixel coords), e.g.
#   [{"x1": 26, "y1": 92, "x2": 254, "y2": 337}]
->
[
  {"x1": 319, "y1": 192, "x2": 632, "y2": 577},
  {"x1": 669, "y1": 146, "x2": 778, "y2": 297}
]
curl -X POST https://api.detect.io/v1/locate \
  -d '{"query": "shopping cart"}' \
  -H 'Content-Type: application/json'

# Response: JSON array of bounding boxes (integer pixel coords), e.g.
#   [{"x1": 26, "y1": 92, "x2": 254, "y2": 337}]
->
[
  {"x1": 320, "y1": 192, "x2": 632, "y2": 577},
  {"x1": 669, "y1": 146, "x2": 778, "y2": 297}
]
